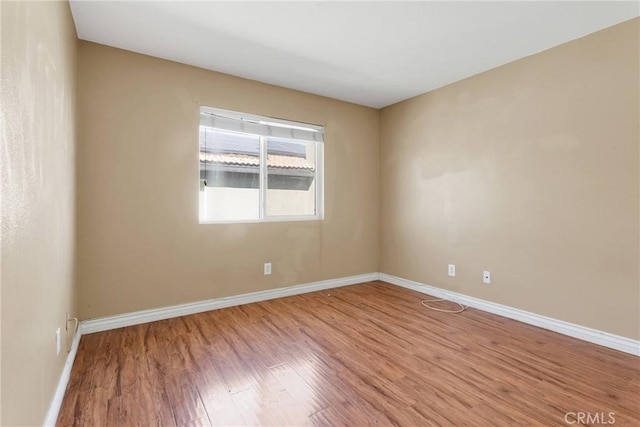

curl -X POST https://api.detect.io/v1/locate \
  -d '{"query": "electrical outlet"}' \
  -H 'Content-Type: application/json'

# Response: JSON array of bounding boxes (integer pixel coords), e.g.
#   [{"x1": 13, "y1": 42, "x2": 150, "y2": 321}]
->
[
  {"x1": 55, "y1": 328, "x2": 61, "y2": 355},
  {"x1": 448, "y1": 264, "x2": 456, "y2": 277},
  {"x1": 483, "y1": 271, "x2": 491, "y2": 284},
  {"x1": 264, "y1": 262, "x2": 272, "y2": 275}
]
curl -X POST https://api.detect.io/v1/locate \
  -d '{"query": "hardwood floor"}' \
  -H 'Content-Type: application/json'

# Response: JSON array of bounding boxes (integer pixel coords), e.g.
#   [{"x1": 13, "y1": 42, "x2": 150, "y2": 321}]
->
[{"x1": 57, "y1": 281, "x2": 640, "y2": 426}]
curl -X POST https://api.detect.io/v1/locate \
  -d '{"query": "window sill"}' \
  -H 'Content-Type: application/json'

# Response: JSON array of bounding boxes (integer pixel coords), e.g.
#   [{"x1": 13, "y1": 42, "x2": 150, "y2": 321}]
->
[{"x1": 199, "y1": 215, "x2": 323, "y2": 225}]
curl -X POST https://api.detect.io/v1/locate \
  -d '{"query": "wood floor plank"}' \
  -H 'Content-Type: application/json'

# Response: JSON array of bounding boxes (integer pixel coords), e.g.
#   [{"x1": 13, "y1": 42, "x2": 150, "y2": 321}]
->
[
  {"x1": 166, "y1": 370, "x2": 209, "y2": 426},
  {"x1": 57, "y1": 281, "x2": 640, "y2": 426}
]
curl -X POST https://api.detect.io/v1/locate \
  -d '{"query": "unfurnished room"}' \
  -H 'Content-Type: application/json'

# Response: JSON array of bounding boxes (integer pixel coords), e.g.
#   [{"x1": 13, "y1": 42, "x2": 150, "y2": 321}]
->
[{"x1": 1, "y1": 1, "x2": 639, "y2": 426}]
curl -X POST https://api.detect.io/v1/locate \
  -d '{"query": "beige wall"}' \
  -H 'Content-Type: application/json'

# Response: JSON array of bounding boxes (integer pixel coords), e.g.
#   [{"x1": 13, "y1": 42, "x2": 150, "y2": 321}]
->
[
  {"x1": 1, "y1": 1, "x2": 78, "y2": 425},
  {"x1": 381, "y1": 18, "x2": 640, "y2": 340},
  {"x1": 76, "y1": 42, "x2": 380, "y2": 319}
]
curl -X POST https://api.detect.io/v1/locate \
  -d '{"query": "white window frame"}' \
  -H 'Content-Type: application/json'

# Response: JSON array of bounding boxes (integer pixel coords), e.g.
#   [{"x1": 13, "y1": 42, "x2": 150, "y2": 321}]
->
[{"x1": 199, "y1": 107, "x2": 324, "y2": 224}]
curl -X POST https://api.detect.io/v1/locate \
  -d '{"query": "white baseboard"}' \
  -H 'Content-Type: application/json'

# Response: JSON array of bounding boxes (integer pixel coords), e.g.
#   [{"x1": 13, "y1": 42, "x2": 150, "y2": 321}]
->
[
  {"x1": 44, "y1": 271, "x2": 638, "y2": 426},
  {"x1": 43, "y1": 272, "x2": 377, "y2": 426},
  {"x1": 43, "y1": 325, "x2": 82, "y2": 427},
  {"x1": 379, "y1": 273, "x2": 640, "y2": 356},
  {"x1": 81, "y1": 272, "x2": 379, "y2": 334},
  {"x1": 80, "y1": 271, "x2": 640, "y2": 355}
]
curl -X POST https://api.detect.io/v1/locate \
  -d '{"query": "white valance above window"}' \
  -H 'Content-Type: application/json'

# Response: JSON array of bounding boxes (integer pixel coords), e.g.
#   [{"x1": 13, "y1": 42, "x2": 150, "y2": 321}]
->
[{"x1": 200, "y1": 107, "x2": 324, "y2": 143}]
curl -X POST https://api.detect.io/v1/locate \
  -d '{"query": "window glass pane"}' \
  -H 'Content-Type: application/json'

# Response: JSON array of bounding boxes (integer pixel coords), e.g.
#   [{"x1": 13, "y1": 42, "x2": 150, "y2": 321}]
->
[
  {"x1": 199, "y1": 127, "x2": 260, "y2": 221},
  {"x1": 266, "y1": 137, "x2": 316, "y2": 217}
]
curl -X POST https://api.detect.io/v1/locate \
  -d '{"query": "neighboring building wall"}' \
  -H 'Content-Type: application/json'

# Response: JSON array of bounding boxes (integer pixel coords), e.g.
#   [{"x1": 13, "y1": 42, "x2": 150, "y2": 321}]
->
[
  {"x1": 201, "y1": 185, "x2": 317, "y2": 221},
  {"x1": 77, "y1": 41, "x2": 380, "y2": 319},
  {"x1": 0, "y1": 2, "x2": 78, "y2": 425},
  {"x1": 380, "y1": 18, "x2": 639, "y2": 340},
  {"x1": 201, "y1": 187, "x2": 259, "y2": 221},
  {"x1": 267, "y1": 184, "x2": 316, "y2": 217}
]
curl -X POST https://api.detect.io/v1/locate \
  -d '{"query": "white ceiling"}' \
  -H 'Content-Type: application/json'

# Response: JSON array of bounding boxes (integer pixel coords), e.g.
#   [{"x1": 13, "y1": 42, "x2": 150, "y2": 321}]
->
[{"x1": 69, "y1": 1, "x2": 639, "y2": 109}]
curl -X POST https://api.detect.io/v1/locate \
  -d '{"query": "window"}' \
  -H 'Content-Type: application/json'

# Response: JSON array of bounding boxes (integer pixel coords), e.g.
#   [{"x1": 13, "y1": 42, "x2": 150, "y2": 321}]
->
[{"x1": 199, "y1": 107, "x2": 324, "y2": 223}]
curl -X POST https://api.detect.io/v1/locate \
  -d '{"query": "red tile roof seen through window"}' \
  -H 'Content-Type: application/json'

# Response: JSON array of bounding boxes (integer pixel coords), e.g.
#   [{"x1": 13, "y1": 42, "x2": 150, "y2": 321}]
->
[{"x1": 200, "y1": 152, "x2": 314, "y2": 170}]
